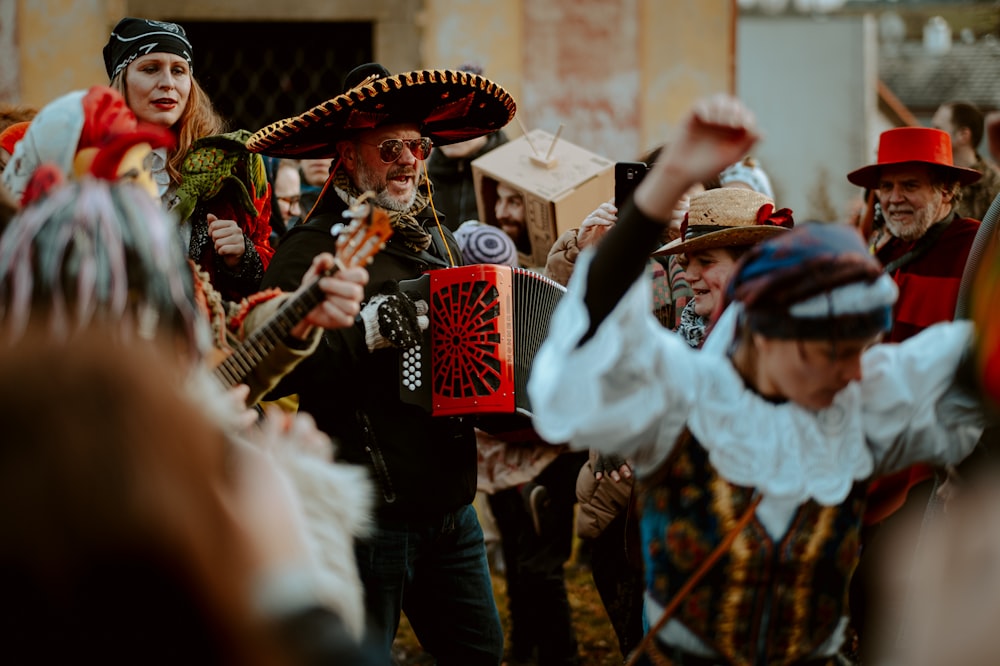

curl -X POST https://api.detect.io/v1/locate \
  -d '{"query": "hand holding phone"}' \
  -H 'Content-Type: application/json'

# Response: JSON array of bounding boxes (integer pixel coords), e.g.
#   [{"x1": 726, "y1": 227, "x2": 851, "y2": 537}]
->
[{"x1": 578, "y1": 200, "x2": 617, "y2": 250}]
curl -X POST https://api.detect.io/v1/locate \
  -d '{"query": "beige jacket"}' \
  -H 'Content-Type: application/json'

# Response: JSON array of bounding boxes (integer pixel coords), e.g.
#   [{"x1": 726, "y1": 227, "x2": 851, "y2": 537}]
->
[{"x1": 545, "y1": 229, "x2": 582, "y2": 287}]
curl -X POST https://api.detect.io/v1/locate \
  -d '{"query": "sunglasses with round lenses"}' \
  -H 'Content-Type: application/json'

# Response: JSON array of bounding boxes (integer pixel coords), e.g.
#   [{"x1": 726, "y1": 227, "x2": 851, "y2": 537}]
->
[{"x1": 365, "y1": 137, "x2": 434, "y2": 163}]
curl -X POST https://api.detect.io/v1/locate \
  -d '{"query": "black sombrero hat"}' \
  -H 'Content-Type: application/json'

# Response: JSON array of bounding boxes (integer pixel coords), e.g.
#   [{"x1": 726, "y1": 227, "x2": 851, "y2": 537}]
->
[{"x1": 247, "y1": 63, "x2": 516, "y2": 159}]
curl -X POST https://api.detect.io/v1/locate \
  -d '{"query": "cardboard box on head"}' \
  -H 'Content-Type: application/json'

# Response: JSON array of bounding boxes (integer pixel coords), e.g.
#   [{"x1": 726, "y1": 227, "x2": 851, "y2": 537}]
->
[{"x1": 471, "y1": 128, "x2": 614, "y2": 268}]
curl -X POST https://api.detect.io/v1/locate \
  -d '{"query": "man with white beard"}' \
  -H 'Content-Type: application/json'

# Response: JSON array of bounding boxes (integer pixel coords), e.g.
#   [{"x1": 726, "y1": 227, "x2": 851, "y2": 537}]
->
[
  {"x1": 847, "y1": 126, "x2": 982, "y2": 343},
  {"x1": 846, "y1": 125, "x2": 983, "y2": 663}
]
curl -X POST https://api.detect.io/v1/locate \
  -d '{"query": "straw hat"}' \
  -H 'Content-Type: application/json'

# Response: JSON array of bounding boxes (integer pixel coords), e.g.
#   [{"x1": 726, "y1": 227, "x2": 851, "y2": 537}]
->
[
  {"x1": 247, "y1": 64, "x2": 516, "y2": 159},
  {"x1": 846, "y1": 127, "x2": 981, "y2": 189},
  {"x1": 652, "y1": 188, "x2": 792, "y2": 257}
]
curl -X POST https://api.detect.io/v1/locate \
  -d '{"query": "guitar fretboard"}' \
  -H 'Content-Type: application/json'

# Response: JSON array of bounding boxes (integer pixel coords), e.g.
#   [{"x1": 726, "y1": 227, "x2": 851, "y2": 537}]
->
[
  {"x1": 212, "y1": 206, "x2": 391, "y2": 394},
  {"x1": 214, "y1": 275, "x2": 330, "y2": 389}
]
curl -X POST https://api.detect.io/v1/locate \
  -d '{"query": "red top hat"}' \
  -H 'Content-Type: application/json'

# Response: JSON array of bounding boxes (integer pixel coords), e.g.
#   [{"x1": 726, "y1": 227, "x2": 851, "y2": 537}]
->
[{"x1": 846, "y1": 127, "x2": 981, "y2": 189}]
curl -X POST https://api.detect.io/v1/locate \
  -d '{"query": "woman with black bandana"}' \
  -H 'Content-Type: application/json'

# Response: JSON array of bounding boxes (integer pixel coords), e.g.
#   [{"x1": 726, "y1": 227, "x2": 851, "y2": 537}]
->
[{"x1": 103, "y1": 17, "x2": 274, "y2": 300}]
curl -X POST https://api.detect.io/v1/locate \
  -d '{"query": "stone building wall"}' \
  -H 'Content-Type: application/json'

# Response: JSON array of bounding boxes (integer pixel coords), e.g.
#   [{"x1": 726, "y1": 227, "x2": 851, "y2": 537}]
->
[{"x1": 2, "y1": 0, "x2": 733, "y2": 162}]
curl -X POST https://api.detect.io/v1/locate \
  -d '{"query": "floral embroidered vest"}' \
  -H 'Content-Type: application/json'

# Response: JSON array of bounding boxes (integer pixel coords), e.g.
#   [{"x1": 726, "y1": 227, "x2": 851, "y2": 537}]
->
[{"x1": 639, "y1": 432, "x2": 868, "y2": 666}]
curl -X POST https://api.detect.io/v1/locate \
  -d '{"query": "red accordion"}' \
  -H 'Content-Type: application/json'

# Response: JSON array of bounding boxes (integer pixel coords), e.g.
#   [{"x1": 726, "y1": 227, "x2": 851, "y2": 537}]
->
[{"x1": 398, "y1": 264, "x2": 565, "y2": 425}]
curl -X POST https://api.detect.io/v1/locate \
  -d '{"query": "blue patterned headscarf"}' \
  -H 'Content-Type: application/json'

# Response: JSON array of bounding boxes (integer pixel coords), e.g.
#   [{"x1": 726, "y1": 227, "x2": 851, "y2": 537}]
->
[{"x1": 723, "y1": 222, "x2": 897, "y2": 340}]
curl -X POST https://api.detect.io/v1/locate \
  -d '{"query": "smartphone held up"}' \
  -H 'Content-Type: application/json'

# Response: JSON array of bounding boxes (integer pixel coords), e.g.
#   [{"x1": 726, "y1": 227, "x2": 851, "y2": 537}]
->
[{"x1": 614, "y1": 161, "x2": 651, "y2": 208}]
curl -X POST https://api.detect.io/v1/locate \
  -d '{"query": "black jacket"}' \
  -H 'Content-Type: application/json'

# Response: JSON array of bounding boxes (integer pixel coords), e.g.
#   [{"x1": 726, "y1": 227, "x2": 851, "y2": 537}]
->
[{"x1": 261, "y1": 195, "x2": 477, "y2": 521}]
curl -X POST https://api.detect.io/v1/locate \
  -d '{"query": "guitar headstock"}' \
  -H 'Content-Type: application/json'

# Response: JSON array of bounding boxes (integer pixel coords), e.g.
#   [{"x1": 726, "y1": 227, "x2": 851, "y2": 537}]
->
[{"x1": 331, "y1": 192, "x2": 394, "y2": 269}]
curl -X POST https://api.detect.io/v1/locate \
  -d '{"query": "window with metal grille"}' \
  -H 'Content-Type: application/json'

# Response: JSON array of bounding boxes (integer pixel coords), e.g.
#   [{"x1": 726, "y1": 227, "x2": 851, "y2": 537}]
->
[{"x1": 176, "y1": 21, "x2": 374, "y2": 134}]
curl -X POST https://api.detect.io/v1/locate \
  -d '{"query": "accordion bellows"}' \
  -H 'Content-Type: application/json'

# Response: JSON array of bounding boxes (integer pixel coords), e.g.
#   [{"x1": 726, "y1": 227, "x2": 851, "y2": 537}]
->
[{"x1": 398, "y1": 265, "x2": 565, "y2": 426}]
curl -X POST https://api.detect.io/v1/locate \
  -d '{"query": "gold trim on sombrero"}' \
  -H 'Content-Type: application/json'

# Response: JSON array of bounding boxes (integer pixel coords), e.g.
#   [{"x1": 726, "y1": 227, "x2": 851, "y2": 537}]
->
[{"x1": 247, "y1": 69, "x2": 516, "y2": 159}]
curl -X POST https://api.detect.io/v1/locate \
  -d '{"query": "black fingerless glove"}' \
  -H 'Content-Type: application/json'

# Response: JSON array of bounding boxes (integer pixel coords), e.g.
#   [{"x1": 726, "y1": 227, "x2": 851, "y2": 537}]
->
[{"x1": 359, "y1": 282, "x2": 427, "y2": 351}]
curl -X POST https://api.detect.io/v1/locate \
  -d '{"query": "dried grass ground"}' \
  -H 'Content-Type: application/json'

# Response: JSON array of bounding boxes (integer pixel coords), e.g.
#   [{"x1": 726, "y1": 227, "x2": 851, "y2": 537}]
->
[{"x1": 391, "y1": 554, "x2": 624, "y2": 666}]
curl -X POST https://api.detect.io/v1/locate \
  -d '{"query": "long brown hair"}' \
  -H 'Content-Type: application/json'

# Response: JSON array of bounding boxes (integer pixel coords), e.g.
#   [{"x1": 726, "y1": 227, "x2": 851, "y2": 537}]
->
[
  {"x1": 0, "y1": 329, "x2": 289, "y2": 665},
  {"x1": 112, "y1": 69, "x2": 227, "y2": 185}
]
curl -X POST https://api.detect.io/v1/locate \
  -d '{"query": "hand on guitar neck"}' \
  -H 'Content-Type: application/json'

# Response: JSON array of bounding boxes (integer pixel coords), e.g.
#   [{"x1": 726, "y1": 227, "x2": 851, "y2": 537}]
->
[
  {"x1": 286, "y1": 197, "x2": 392, "y2": 340},
  {"x1": 287, "y1": 253, "x2": 369, "y2": 341},
  {"x1": 213, "y1": 195, "x2": 393, "y2": 396}
]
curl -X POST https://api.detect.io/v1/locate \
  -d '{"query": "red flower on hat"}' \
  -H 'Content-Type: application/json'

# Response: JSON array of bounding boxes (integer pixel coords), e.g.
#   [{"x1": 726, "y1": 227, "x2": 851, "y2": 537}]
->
[
  {"x1": 679, "y1": 212, "x2": 690, "y2": 240},
  {"x1": 755, "y1": 203, "x2": 794, "y2": 229}
]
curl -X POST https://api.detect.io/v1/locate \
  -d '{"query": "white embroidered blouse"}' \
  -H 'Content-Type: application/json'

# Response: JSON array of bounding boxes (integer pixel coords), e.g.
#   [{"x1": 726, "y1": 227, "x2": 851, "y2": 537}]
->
[{"x1": 528, "y1": 251, "x2": 985, "y2": 537}]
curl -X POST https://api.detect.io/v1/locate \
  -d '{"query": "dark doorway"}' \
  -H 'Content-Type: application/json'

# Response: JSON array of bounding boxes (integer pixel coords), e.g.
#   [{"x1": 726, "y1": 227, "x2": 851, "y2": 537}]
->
[{"x1": 175, "y1": 20, "x2": 373, "y2": 134}]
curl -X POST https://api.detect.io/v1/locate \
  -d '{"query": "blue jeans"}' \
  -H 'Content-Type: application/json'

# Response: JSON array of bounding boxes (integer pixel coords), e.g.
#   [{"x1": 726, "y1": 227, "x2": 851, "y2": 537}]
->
[{"x1": 356, "y1": 503, "x2": 503, "y2": 666}]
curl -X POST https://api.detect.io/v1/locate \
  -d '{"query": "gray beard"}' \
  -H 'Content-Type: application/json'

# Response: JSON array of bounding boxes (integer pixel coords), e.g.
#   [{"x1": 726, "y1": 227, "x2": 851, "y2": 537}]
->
[
  {"x1": 354, "y1": 159, "x2": 417, "y2": 212},
  {"x1": 884, "y1": 212, "x2": 934, "y2": 242},
  {"x1": 373, "y1": 189, "x2": 416, "y2": 212}
]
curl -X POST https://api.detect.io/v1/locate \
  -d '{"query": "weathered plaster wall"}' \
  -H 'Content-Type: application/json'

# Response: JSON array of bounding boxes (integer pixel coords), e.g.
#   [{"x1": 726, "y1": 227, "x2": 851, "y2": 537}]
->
[
  {"x1": 420, "y1": 0, "x2": 523, "y2": 135},
  {"x1": 423, "y1": 0, "x2": 733, "y2": 162},
  {"x1": 0, "y1": 1, "x2": 20, "y2": 102},
  {"x1": 641, "y1": 0, "x2": 734, "y2": 158},
  {"x1": 14, "y1": 0, "x2": 121, "y2": 108},
  {"x1": 6, "y1": 0, "x2": 733, "y2": 164},
  {"x1": 521, "y1": 0, "x2": 642, "y2": 161}
]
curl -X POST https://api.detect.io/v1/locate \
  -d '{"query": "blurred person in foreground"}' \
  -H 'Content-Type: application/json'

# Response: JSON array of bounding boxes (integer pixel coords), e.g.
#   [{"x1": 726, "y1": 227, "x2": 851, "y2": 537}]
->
[
  {"x1": 0, "y1": 175, "x2": 383, "y2": 664},
  {"x1": 0, "y1": 329, "x2": 300, "y2": 665},
  {"x1": 871, "y1": 425, "x2": 1000, "y2": 666}
]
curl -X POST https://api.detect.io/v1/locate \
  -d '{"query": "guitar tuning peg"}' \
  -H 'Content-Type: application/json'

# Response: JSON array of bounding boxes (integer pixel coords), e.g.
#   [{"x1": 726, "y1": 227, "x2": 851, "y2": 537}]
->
[
  {"x1": 343, "y1": 191, "x2": 376, "y2": 220},
  {"x1": 342, "y1": 203, "x2": 370, "y2": 220}
]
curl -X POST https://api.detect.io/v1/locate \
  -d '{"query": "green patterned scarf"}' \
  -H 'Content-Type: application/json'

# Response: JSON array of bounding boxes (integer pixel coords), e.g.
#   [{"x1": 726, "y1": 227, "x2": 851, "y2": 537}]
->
[
  {"x1": 332, "y1": 169, "x2": 434, "y2": 253},
  {"x1": 172, "y1": 129, "x2": 268, "y2": 224}
]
